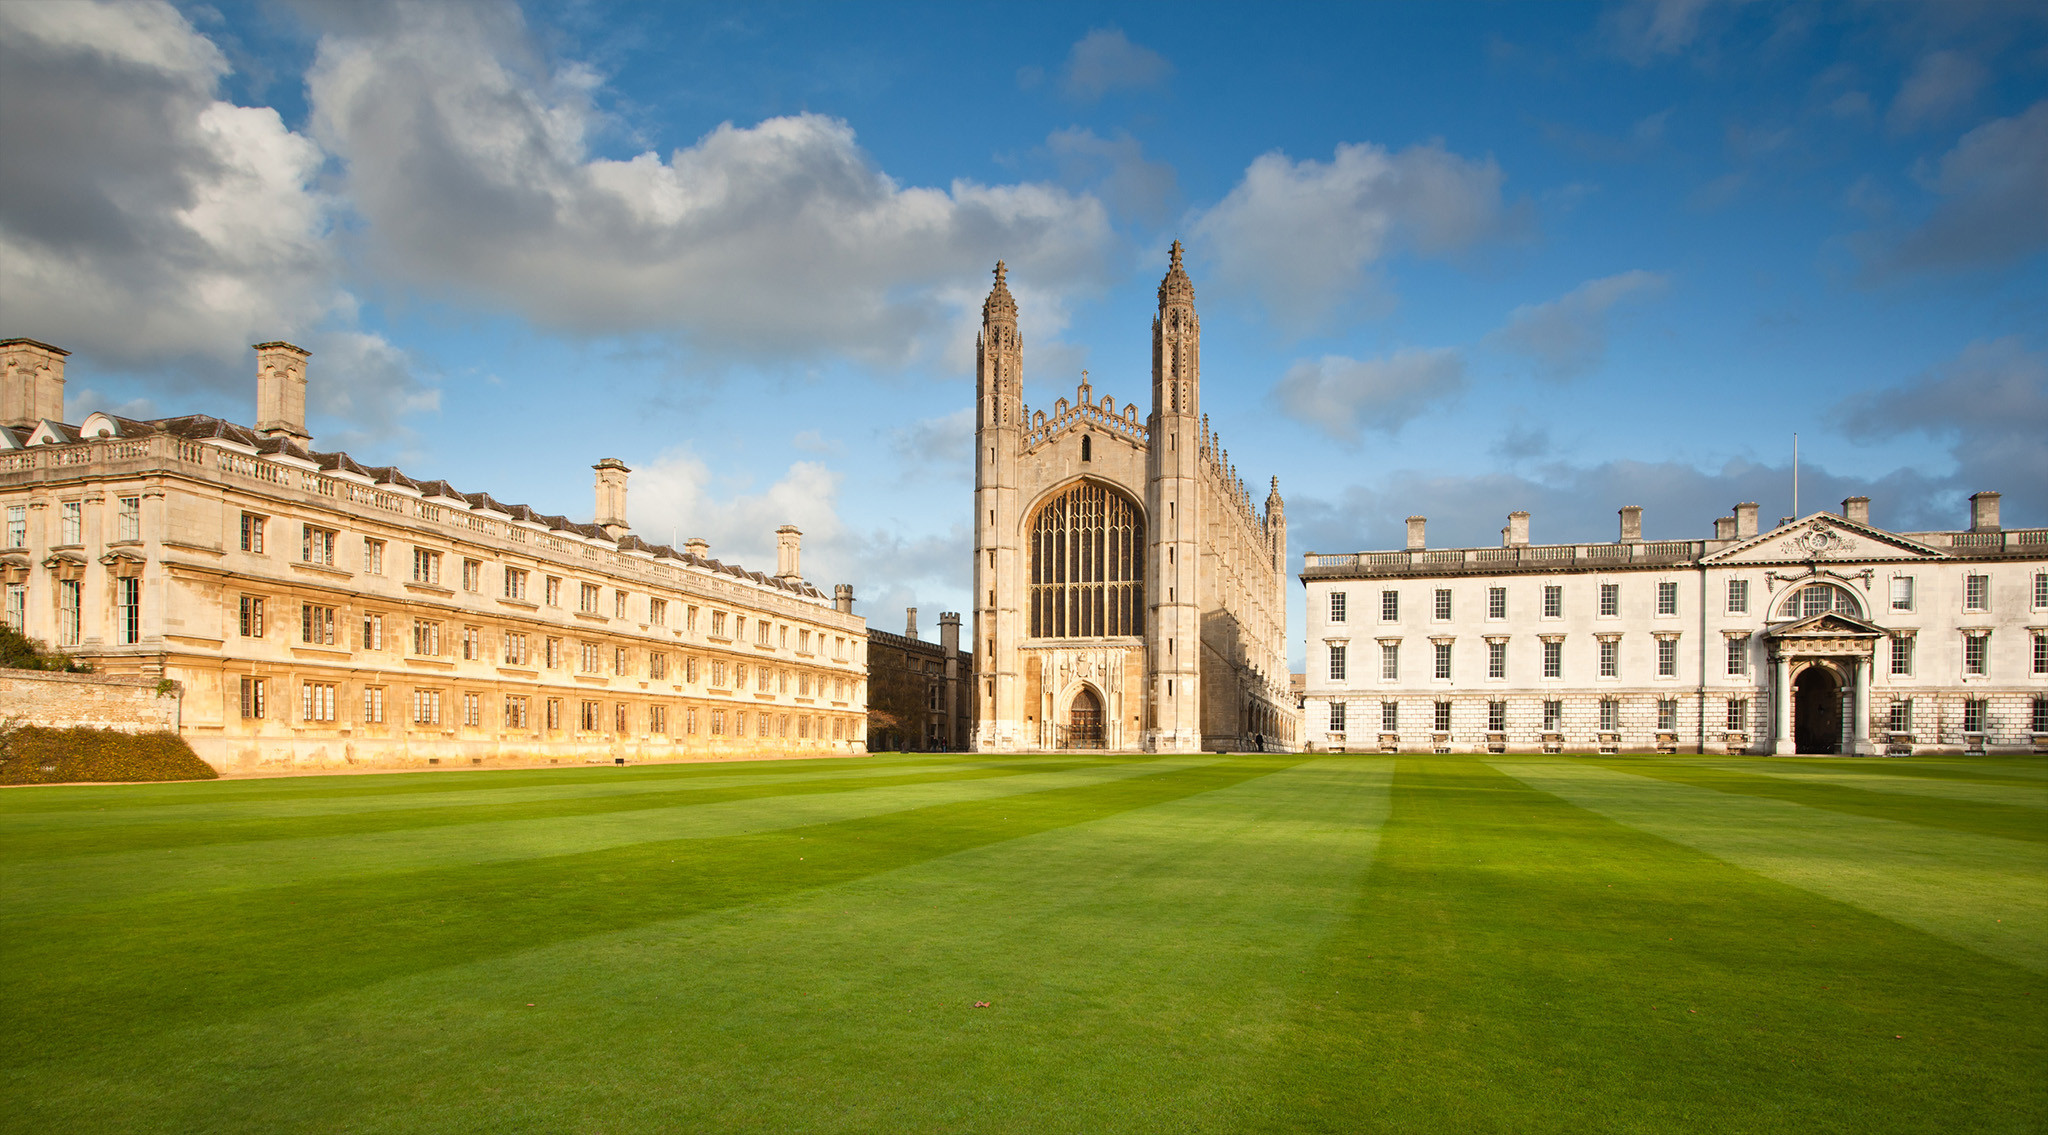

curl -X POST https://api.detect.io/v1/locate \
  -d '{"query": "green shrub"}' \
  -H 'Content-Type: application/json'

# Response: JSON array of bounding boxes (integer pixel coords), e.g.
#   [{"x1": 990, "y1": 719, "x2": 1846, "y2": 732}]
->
[
  {"x1": 0, "y1": 724, "x2": 217, "y2": 785},
  {"x1": 0, "y1": 624, "x2": 92, "y2": 672}
]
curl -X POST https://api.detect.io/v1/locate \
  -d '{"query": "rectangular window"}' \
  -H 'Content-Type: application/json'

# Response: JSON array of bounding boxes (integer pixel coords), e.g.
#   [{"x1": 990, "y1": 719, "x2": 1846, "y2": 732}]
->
[
  {"x1": 686, "y1": 606, "x2": 699, "y2": 632},
  {"x1": 412, "y1": 548, "x2": 441, "y2": 585},
  {"x1": 649, "y1": 598, "x2": 667, "y2": 626},
  {"x1": 1543, "y1": 585, "x2": 1563, "y2": 619},
  {"x1": 711, "y1": 708, "x2": 727, "y2": 736},
  {"x1": 796, "y1": 627, "x2": 809, "y2": 651},
  {"x1": 1381, "y1": 643, "x2": 1399, "y2": 680},
  {"x1": 580, "y1": 583, "x2": 601, "y2": 614},
  {"x1": 1488, "y1": 587, "x2": 1506, "y2": 620},
  {"x1": 614, "y1": 646, "x2": 630, "y2": 676},
  {"x1": 412, "y1": 619, "x2": 441, "y2": 656},
  {"x1": 504, "y1": 695, "x2": 529, "y2": 728},
  {"x1": 239, "y1": 595, "x2": 265, "y2": 637},
  {"x1": 1542, "y1": 640, "x2": 1563, "y2": 679},
  {"x1": 2036, "y1": 572, "x2": 2048, "y2": 610},
  {"x1": 2034, "y1": 632, "x2": 2047, "y2": 677},
  {"x1": 686, "y1": 655, "x2": 699, "y2": 683},
  {"x1": 1657, "y1": 698, "x2": 1677, "y2": 731},
  {"x1": 1599, "y1": 639, "x2": 1619, "y2": 678},
  {"x1": 650, "y1": 652, "x2": 668, "y2": 680},
  {"x1": 1434, "y1": 589, "x2": 1452, "y2": 621},
  {"x1": 302, "y1": 525, "x2": 336, "y2": 566},
  {"x1": 1964, "y1": 574, "x2": 1988, "y2": 612},
  {"x1": 1328, "y1": 645, "x2": 1346, "y2": 681},
  {"x1": 1890, "y1": 576, "x2": 1914, "y2": 612},
  {"x1": 1599, "y1": 583, "x2": 1619, "y2": 617},
  {"x1": 1599, "y1": 698, "x2": 1618, "y2": 732},
  {"x1": 239, "y1": 512, "x2": 265, "y2": 553},
  {"x1": 5, "y1": 504, "x2": 24, "y2": 548},
  {"x1": 1890, "y1": 633, "x2": 1914, "y2": 677},
  {"x1": 361, "y1": 612, "x2": 383, "y2": 650},
  {"x1": 1381, "y1": 590, "x2": 1399, "y2": 622},
  {"x1": 1963, "y1": 698, "x2": 1985, "y2": 733},
  {"x1": 1888, "y1": 699, "x2": 1912, "y2": 733},
  {"x1": 1727, "y1": 578, "x2": 1749, "y2": 615},
  {"x1": 1382, "y1": 701, "x2": 1399, "y2": 731},
  {"x1": 461, "y1": 626, "x2": 483, "y2": 661},
  {"x1": 117, "y1": 496, "x2": 140, "y2": 542},
  {"x1": 545, "y1": 637, "x2": 561, "y2": 669},
  {"x1": 1488, "y1": 640, "x2": 1506, "y2": 679},
  {"x1": 545, "y1": 576, "x2": 561, "y2": 606},
  {"x1": 363, "y1": 538, "x2": 385, "y2": 575},
  {"x1": 686, "y1": 707, "x2": 699, "y2": 735},
  {"x1": 462, "y1": 559, "x2": 482, "y2": 592},
  {"x1": 1726, "y1": 698, "x2": 1748, "y2": 732},
  {"x1": 115, "y1": 576, "x2": 140, "y2": 644},
  {"x1": 1657, "y1": 581, "x2": 1679, "y2": 616},
  {"x1": 1433, "y1": 701, "x2": 1452, "y2": 732},
  {"x1": 240, "y1": 676, "x2": 265, "y2": 719},
  {"x1": 302, "y1": 682, "x2": 336, "y2": 723},
  {"x1": 616, "y1": 590, "x2": 629, "y2": 619},
  {"x1": 1964, "y1": 632, "x2": 1989, "y2": 676},
  {"x1": 1329, "y1": 592, "x2": 1347, "y2": 623},
  {"x1": 581, "y1": 701, "x2": 603, "y2": 731},
  {"x1": 462, "y1": 692, "x2": 482, "y2": 727},
  {"x1": 1727, "y1": 637, "x2": 1749, "y2": 677},
  {"x1": 1657, "y1": 638, "x2": 1678, "y2": 677},
  {"x1": 546, "y1": 698, "x2": 562, "y2": 731},
  {"x1": 1487, "y1": 701, "x2": 1506, "y2": 732},
  {"x1": 58, "y1": 501, "x2": 82, "y2": 545},
  {"x1": 503, "y1": 631, "x2": 529, "y2": 666},
  {"x1": 56, "y1": 579, "x2": 81, "y2": 645},
  {"x1": 759, "y1": 620, "x2": 772, "y2": 646},
  {"x1": 4, "y1": 582, "x2": 24, "y2": 630},
  {"x1": 300, "y1": 604, "x2": 336, "y2": 646},
  {"x1": 503, "y1": 566, "x2": 527, "y2": 600},
  {"x1": 412, "y1": 689, "x2": 442, "y2": 726},
  {"x1": 1329, "y1": 702, "x2": 1346, "y2": 732},
  {"x1": 363, "y1": 686, "x2": 384, "y2": 724},
  {"x1": 1542, "y1": 700, "x2": 1562, "y2": 732},
  {"x1": 649, "y1": 705, "x2": 667, "y2": 734},
  {"x1": 581, "y1": 643, "x2": 602, "y2": 673},
  {"x1": 2034, "y1": 697, "x2": 2048, "y2": 734},
  {"x1": 1434, "y1": 641, "x2": 1452, "y2": 680}
]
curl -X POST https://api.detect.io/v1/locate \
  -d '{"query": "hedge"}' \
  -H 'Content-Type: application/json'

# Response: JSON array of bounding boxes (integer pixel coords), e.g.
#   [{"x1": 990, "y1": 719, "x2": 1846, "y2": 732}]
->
[{"x1": 0, "y1": 726, "x2": 218, "y2": 785}]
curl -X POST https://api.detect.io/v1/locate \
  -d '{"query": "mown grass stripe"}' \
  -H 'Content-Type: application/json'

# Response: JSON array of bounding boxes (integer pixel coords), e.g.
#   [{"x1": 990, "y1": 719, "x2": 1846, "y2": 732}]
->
[
  {"x1": 1233, "y1": 757, "x2": 2047, "y2": 1135},
  {"x1": 0, "y1": 754, "x2": 1295, "y2": 1074},
  {"x1": 1695, "y1": 759, "x2": 2048, "y2": 810},
  {"x1": 1502, "y1": 760, "x2": 2048, "y2": 974},
  {"x1": 1575, "y1": 757, "x2": 2048, "y2": 844}
]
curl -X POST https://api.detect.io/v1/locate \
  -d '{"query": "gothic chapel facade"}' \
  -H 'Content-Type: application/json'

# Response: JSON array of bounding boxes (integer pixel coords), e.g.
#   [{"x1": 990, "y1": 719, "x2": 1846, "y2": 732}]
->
[{"x1": 971, "y1": 246, "x2": 1298, "y2": 753}]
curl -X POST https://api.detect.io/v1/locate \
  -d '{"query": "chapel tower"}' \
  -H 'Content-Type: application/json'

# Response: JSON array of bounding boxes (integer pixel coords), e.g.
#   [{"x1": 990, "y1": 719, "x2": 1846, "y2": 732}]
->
[
  {"x1": 1146, "y1": 242, "x2": 1204, "y2": 752},
  {"x1": 972, "y1": 262, "x2": 1027, "y2": 749}
]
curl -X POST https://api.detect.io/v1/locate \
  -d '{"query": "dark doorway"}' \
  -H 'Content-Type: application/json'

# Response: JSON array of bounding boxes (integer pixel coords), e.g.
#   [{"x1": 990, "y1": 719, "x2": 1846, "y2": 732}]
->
[
  {"x1": 1067, "y1": 687, "x2": 1105, "y2": 749},
  {"x1": 1793, "y1": 665, "x2": 1842, "y2": 754}
]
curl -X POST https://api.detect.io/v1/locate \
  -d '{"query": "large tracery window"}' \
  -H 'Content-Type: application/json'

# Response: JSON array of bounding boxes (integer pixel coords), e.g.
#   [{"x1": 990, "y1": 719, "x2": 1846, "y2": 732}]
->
[
  {"x1": 1777, "y1": 582, "x2": 1864, "y2": 619},
  {"x1": 1030, "y1": 481, "x2": 1144, "y2": 638}
]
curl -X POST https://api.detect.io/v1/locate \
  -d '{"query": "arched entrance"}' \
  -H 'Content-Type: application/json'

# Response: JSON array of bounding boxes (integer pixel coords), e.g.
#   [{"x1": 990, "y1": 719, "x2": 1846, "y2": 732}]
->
[
  {"x1": 1793, "y1": 665, "x2": 1842, "y2": 754},
  {"x1": 1066, "y1": 687, "x2": 1105, "y2": 749}
]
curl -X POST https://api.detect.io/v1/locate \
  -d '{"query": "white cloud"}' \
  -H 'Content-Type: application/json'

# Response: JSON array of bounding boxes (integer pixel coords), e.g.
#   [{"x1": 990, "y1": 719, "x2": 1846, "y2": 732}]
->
[
  {"x1": 1270, "y1": 349, "x2": 1466, "y2": 443},
  {"x1": 1060, "y1": 28, "x2": 1172, "y2": 101},
  {"x1": 1873, "y1": 99, "x2": 2048, "y2": 273},
  {"x1": 1191, "y1": 141, "x2": 1510, "y2": 330},
  {"x1": 889, "y1": 407, "x2": 976, "y2": 476},
  {"x1": 1888, "y1": 50, "x2": 1986, "y2": 134},
  {"x1": 1604, "y1": 0, "x2": 1718, "y2": 65},
  {"x1": 304, "y1": 3, "x2": 1118, "y2": 367},
  {"x1": 1045, "y1": 128, "x2": 1179, "y2": 225},
  {"x1": 1486, "y1": 270, "x2": 1669, "y2": 381},
  {"x1": 1835, "y1": 337, "x2": 2048, "y2": 498}
]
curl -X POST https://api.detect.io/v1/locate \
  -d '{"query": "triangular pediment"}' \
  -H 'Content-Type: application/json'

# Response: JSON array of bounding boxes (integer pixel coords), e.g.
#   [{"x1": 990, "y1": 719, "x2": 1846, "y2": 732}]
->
[
  {"x1": 1703, "y1": 513, "x2": 1949, "y2": 565},
  {"x1": 1765, "y1": 610, "x2": 1888, "y2": 639}
]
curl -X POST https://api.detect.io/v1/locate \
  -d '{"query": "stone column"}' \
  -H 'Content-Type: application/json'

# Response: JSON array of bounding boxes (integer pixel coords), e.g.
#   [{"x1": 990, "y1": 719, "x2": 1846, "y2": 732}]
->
[
  {"x1": 1773, "y1": 655, "x2": 1793, "y2": 755},
  {"x1": 1852, "y1": 655, "x2": 1872, "y2": 756}
]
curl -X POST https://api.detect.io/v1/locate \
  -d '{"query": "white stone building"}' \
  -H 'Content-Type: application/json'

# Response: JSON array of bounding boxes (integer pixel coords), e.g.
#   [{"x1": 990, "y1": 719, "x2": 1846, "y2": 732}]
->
[
  {"x1": 1301, "y1": 497, "x2": 2047, "y2": 756},
  {"x1": 972, "y1": 247, "x2": 1298, "y2": 752},
  {"x1": 1, "y1": 337, "x2": 870, "y2": 772}
]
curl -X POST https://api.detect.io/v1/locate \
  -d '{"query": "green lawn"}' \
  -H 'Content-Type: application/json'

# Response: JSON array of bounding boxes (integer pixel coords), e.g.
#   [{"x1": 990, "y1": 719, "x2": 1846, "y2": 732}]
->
[{"x1": 2, "y1": 753, "x2": 2042, "y2": 1134}]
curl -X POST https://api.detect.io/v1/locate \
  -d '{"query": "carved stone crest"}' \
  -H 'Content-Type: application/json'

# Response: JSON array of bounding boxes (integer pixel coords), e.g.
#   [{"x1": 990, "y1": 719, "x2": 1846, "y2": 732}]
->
[{"x1": 1782, "y1": 522, "x2": 1856, "y2": 559}]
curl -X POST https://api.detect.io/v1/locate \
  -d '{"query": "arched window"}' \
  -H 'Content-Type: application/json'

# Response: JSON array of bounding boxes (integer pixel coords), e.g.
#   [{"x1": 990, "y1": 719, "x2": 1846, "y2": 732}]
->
[
  {"x1": 1777, "y1": 582, "x2": 1863, "y2": 619},
  {"x1": 1081, "y1": 435, "x2": 1092, "y2": 462},
  {"x1": 1029, "y1": 481, "x2": 1144, "y2": 638}
]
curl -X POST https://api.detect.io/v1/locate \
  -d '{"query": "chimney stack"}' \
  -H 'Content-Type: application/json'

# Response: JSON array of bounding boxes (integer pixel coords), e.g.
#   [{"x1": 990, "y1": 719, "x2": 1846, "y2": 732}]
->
[
  {"x1": 1, "y1": 338, "x2": 67, "y2": 429},
  {"x1": 592, "y1": 458, "x2": 629, "y2": 537},
  {"x1": 1618, "y1": 505, "x2": 1643, "y2": 544},
  {"x1": 1841, "y1": 496, "x2": 1870, "y2": 526},
  {"x1": 1504, "y1": 511, "x2": 1530, "y2": 548},
  {"x1": 1969, "y1": 491, "x2": 2001, "y2": 532},
  {"x1": 684, "y1": 537, "x2": 709, "y2": 560},
  {"x1": 1714, "y1": 516, "x2": 1737, "y2": 540},
  {"x1": 1406, "y1": 516, "x2": 1427, "y2": 551},
  {"x1": 906, "y1": 607, "x2": 919, "y2": 640},
  {"x1": 253, "y1": 341, "x2": 311, "y2": 445},
  {"x1": 834, "y1": 584, "x2": 854, "y2": 614},
  {"x1": 775, "y1": 525, "x2": 802, "y2": 580},
  {"x1": 1733, "y1": 502, "x2": 1759, "y2": 539}
]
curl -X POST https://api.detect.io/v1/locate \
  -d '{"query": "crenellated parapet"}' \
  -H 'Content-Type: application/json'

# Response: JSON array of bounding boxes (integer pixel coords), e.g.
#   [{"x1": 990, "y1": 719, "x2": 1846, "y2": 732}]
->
[
  {"x1": 1197, "y1": 414, "x2": 1267, "y2": 536},
  {"x1": 1020, "y1": 374, "x2": 1150, "y2": 453}
]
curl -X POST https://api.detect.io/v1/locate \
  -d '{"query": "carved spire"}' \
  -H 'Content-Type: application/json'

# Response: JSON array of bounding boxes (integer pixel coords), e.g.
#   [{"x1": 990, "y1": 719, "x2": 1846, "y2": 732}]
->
[
  {"x1": 983, "y1": 260, "x2": 1017, "y2": 324},
  {"x1": 1157, "y1": 240, "x2": 1194, "y2": 307}
]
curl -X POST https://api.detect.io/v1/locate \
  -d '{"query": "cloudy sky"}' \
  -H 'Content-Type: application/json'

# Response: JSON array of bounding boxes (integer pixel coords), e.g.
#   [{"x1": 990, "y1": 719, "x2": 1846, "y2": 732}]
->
[{"x1": 2, "y1": 0, "x2": 2043, "y2": 668}]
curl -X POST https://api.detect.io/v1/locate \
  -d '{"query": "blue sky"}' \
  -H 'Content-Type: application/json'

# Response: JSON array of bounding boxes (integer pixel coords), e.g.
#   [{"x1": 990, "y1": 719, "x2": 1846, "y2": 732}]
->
[{"x1": 2, "y1": 1, "x2": 2043, "y2": 669}]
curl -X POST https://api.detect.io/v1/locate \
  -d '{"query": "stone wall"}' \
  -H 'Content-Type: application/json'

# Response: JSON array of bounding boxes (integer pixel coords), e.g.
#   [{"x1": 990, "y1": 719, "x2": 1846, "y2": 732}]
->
[{"x1": 1, "y1": 669, "x2": 181, "y2": 732}]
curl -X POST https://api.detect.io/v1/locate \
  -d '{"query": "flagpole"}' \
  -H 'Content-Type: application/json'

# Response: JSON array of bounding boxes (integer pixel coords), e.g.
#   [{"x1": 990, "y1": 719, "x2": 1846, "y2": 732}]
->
[{"x1": 1792, "y1": 433, "x2": 1799, "y2": 518}]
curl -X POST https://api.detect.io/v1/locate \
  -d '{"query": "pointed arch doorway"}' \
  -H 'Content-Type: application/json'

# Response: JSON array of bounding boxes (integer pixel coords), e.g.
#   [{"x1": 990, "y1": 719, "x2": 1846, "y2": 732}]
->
[{"x1": 1066, "y1": 686, "x2": 1105, "y2": 749}]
